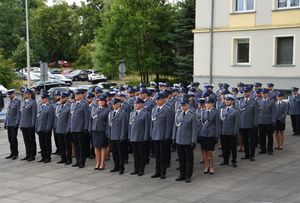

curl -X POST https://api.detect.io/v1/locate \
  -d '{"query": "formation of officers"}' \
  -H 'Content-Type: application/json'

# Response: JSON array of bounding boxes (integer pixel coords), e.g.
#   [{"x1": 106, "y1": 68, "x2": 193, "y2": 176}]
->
[{"x1": 3, "y1": 81, "x2": 300, "y2": 183}]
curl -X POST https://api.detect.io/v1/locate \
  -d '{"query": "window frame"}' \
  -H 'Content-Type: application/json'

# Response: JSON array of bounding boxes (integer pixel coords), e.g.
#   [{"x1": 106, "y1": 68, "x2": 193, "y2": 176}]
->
[
  {"x1": 275, "y1": 0, "x2": 300, "y2": 10},
  {"x1": 273, "y1": 35, "x2": 296, "y2": 66},
  {"x1": 231, "y1": 37, "x2": 252, "y2": 66},
  {"x1": 232, "y1": 0, "x2": 256, "y2": 13}
]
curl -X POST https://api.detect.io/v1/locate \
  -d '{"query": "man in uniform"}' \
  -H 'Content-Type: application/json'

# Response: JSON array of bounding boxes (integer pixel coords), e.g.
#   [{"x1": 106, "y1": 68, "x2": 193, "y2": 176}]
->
[
  {"x1": 288, "y1": 87, "x2": 300, "y2": 136},
  {"x1": 55, "y1": 92, "x2": 72, "y2": 165},
  {"x1": 4, "y1": 89, "x2": 21, "y2": 160},
  {"x1": 220, "y1": 94, "x2": 240, "y2": 168},
  {"x1": 150, "y1": 92, "x2": 174, "y2": 179},
  {"x1": 267, "y1": 83, "x2": 277, "y2": 101},
  {"x1": 70, "y1": 89, "x2": 90, "y2": 168},
  {"x1": 36, "y1": 92, "x2": 54, "y2": 163},
  {"x1": 128, "y1": 98, "x2": 150, "y2": 176},
  {"x1": 239, "y1": 87, "x2": 258, "y2": 161},
  {"x1": 258, "y1": 89, "x2": 276, "y2": 154},
  {"x1": 20, "y1": 89, "x2": 37, "y2": 161}
]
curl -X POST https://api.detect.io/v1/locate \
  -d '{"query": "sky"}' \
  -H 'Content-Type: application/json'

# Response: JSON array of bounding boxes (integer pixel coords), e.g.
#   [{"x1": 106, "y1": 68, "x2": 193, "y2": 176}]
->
[{"x1": 46, "y1": 0, "x2": 87, "y2": 6}]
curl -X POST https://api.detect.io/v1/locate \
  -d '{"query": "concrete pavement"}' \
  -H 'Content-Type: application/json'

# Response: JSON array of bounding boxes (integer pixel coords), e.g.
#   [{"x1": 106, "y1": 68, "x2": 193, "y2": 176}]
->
[{"x1": 0, "y1": 119, "x2": 300, "y2": 203}]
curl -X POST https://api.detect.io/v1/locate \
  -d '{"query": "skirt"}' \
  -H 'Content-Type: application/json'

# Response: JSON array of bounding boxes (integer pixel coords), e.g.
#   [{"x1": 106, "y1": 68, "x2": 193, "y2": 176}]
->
[
  {"x1": 200, "y1": 137, "x2": 217, "y2": 151},
  {"x1": 276, "y1": 120, "x2": 285, "y2": 131},
  {"x1": 92, "y1": 131, "x2": 108, "y2": 148}
]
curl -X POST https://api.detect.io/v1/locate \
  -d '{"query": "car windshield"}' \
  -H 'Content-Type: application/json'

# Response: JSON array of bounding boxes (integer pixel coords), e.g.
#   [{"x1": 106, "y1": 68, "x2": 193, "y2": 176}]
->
[
  {"x1": 54, "y1": 74, "x2": 66, "y2": 79},
  {"x1": 69, "y1": 70, "x2": 80, "y2": 76},
  {"x1": 32, "y1": 81, "x2": 43, "y2": 86}
]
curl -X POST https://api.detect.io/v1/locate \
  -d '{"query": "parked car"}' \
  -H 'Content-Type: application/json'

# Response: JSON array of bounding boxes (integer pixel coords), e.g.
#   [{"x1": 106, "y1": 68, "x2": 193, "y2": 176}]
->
[
  {"x1": 97, "y1": 82, "x2": 118, "y2": 92},
  {"x1": 49, "y1": 68, "x2": 62, "y2": 74},
  {"x1": 0, "y1": 84, "x2": 7, "y2": 96},
  {"x1": 88, "y1": 70, "x2": 107, "y2": 84},
  {"x1": 48, "y1": 86, "x2": 70, "y2": 103},
  {"x1": 51, "y1": 74, "x2": 73, "y2": 86},
  {"x1": 67, "y1": 70, "x2": 89, "y2": 81},
  {"x1": 29, "y1": 80, "x2": 65, "y2": 94}
]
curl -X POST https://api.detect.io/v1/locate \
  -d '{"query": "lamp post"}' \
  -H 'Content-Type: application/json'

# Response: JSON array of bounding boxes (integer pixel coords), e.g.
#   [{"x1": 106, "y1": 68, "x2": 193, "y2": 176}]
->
[{"x1": 25, "y1": 0, "x2": 31, "y2": 87}]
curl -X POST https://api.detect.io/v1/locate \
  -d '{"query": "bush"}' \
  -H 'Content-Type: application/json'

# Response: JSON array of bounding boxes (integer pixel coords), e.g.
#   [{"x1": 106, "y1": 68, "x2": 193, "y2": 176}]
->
[{"x1": 0, "y1": 49, "x2": 16, "y2": 88}]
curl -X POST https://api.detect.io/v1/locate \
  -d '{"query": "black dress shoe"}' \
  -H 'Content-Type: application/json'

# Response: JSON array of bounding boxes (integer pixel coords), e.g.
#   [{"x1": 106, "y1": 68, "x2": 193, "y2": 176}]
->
[
  {"x1": 44, "y1": 159, "x2": 51, "y2": 163},
  {"x1": 160, "y1": 175, "x2": 166, "y2": 179},
  {"x1": 12, "y1": 156, "x2": 18, "y2": 160},
  {"x1": 218, "y1": 154, "x2": 223, "y2": 157},
  {"x1": 5, "y1": 154, "x2": 13, "y2": 159},
  {"x1": 220, "y1": 162, "x2": 229, "y2": 166},
  {"x1": 99, "y1": 167, "x2": 105, "y2": 170},
  {"x1": 185, "y1": 178, "x2": 191, "y2": 183},
  {"x1": 176, "y1": 167, "x2": 180, "y2": 170},
  {"x1": 124, "y1": 160, "x2": 128, "y2": 164},
  {"x1": 21, "y1": 157, "x2": 28, "y2": 161},
  {"x1": 79, "y1": 164, "x2": 85, "y2": 168},
  {"x1": 38, "y1": 159, "x2": 45, "y2": 162},
  {"x1": 151, "y1": 173, "x2": 160, "y2": 178},
  {"x1": 65, "y1": 160, "x2": 72, "y2": 165},
  {"x1": 175, "y1": 177, "x2": 185, "y2": 181},
  {"x1": 72, "y1": 163, "x2": 79, "y2": 167},
  {"x1": 138, "y1": 172, "x2": 144, "y2": 176},
  {"x1": 57, "y1": 160, "x2": 65, "y2": 164},
  {"x1": 199, "y1": 161, "x2": 204, "y2": 164},
  {"x1": 110, "y1": 168, "x2": 118, "y2": 173},
  {"x1": 258, "y1": 151, "x2": 266, "y2": 154},
  {"x1": 268, "y1": 151, "x2": 273, "y2": 155},
  {"x1": 119, "y1": 170, "x2": 124, "y2": 175},
  {"x1": 27, "y1": 157, "x2": 35, "y2": 162},
  {"x1": 232, "y1": 163, "x2": 238, "y2": 168},
  {"x1": 130, "y1": 171, "x2": 138, "y2": 175},
  {"x1": 250, "y1": 157, "x2": 255, "y2": 161},
  {"x1": 94, "y1": 167, "x2": 99, "y2": 170},
  {"x1": 52, "y1": 151, "x2": 58, "y2": 155},
  {"x1": 241, "y1": 156, "x2": 250, "y2": 160}
]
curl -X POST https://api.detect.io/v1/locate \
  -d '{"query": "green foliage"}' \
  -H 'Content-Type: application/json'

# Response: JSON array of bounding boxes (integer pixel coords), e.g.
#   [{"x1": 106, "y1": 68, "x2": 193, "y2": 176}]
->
[
  {"x1": 73, "y1": 43, "x2": 94, "y2": 69},
  {"x1": 0, "y1": 50, "x2": 16, "y2": 88}
]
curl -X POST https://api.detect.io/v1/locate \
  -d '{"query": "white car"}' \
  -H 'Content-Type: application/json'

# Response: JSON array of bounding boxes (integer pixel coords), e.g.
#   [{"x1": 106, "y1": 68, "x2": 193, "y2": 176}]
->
[
  {"x1": 88, "y1": 70, "x2": 107, "y2": 84},
  {"x1": 50, "y1": 74, "x2": 73, "y2": 86},
  {"x1": 0, "y1": 84, "x2": 8, "y2": 96}
]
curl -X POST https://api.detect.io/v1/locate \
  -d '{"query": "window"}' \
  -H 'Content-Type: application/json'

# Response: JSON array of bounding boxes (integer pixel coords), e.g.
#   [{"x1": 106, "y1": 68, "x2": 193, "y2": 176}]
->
[
  {"x1": 275, "y1": 36, "x2": 294, "y2": 65},
  {"x1": 277, "y1": 0, "x2": 300, "y2": 8},
  {"x1": 232, "y1": 38, "x2": 251, "y2": 65},
  {"x1": 235, "y1": 0, "x2": 255, "y2": 12}
]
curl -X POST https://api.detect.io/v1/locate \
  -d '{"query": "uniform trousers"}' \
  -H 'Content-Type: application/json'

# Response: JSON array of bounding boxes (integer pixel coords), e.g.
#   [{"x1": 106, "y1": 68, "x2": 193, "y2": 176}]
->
[
  {"x1": 21, "y1": 127, "x2": 36, "y2": 159},
  {"x1": 37, "y1": 131, "x2": 52, "y2": 160},
  {"x1": 166, "y1": 139, "x2": 172, "y2": 167},
  {"x1": 259, "y1": 124, "x2": 274, "y2": 153},
  {"x1": 176, "y1": 144, "x2": 193, "y2": 179},
  {"x1": 290, "y1": 115, "x2": 300, "y2": 135},
  {"x1": 57, "y1": 133, "x2": 72, "y2": 162},
  {"x1": 7, "y1": 126, "x2": 18, "y2": 156},
  {"x1": 131, "y1": 142, "x2": 146, "y2": 173},
  {"x1": 220, "y1": 135, "x2": 237, "y2": 163},
  {"x1": 72, "y1": 132, "x2": 86, "y2": 166},
  {"x1": 153, "y1": 140, "x2": 168, "y2": 176},
  {"x1": 110, "y1": 140, "x2": 125, "y2": 172},
  {"x1": 240, "y1": 128, "x2": 256, "y2": 158}
]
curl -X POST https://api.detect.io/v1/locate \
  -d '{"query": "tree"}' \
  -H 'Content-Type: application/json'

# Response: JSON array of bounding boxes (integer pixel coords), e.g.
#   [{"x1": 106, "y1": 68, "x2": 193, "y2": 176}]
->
[
  {"x1": 0, "y1": 49, "x2": 16, "y2": 88},
  {"x1": 73, "y1": 43, "x2": 94, "y2": 69},
  {"x1": 173, "y1": 0, "x2": 195, "y2": 84}
]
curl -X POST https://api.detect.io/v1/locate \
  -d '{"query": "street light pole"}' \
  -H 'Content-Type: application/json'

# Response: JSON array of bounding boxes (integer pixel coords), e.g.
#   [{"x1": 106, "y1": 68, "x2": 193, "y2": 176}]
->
[{"x1": 25, "y1": 0, "x2": 31, "y2": 87}]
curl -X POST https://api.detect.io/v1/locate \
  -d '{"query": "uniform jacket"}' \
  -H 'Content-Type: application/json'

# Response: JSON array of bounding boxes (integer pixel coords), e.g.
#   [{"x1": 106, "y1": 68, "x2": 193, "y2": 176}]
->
[
  {"x1": 107, "y1": 109, "x2": 128, "y2": 140},
  {"x1": 90, "y1": 106, "x2": 109, "y2": 132},
  {"x1": 144, "y1": 99, "x2": 156, "y2": 113},
  {"x1": 5, "y1": 98, "x2": 21, "y2": 127},
  {"x1": 238, "y1": 97, "x2": 259, "y2": 129},
  {"x1": 200, "y1": 108, "x2": 221, "y2": 138},
  {"x1": 128, "y1": 108, "x2": 150, "y2": 142},
  {"x1": 69, "y1": 100, "x2": 89, "y2": 133},
  {"x1": 172, "y1": 110, "x2": 198, "y2": 145},
  {"x1": 20, "y1": 99, "x2": 37, "y2": 128},
  {"x1": 55, "y1": 103, "x2": 71, "y2": 134},
  {"x1": 276, "y1": 100, "x2": 289, "y2": 123},
  {"x1": 35, "y1": 103, "x2": 54, "y2": 132},
  {"x1": 220, "y1": 106, "x2": 240, "y2": 135},
  {"x1": 150, "y1": 104, "x2": 174, "y2": 141},
  {"x1": 52, "y1": 102, "x2": 60, "y2": 129},
  {"x1": 216, "y1": 100, "x2": 226, "y2": 111},
  {"x1": 195, "y1": 108, "x2": 206, "y2": 136},
  {"x1": 257, "y1": 98, "x2": 276, "y2": 125},
  {"x1": 288, "y1": 94, "x2": 300, "y2": 115}
]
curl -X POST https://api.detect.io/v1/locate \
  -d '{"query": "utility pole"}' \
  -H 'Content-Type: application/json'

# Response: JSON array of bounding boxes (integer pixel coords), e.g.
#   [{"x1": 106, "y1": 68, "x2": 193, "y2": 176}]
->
[{"x1": 25, "y1": 0, "x2": 31, "y2": 87}]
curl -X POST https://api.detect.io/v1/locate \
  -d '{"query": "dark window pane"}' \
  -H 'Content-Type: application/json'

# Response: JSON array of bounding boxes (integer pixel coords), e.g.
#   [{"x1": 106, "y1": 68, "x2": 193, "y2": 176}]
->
[
  {"x1": 237, "y1": 40, "x2": 249, "y2": 63},
  {"x1": 291, "y1": 0, "x2": 300, "y2": 6},
  {"x1": 278, "y1": 0, "x2": 287, "y2": 7},
  {"x1": 277, "y1": 37, "x2": 294, "y2": 65}
]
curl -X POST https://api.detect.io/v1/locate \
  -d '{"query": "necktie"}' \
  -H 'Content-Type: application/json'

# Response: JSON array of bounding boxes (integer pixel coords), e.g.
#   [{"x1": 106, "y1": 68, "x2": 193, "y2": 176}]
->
[
  {"x1": 135, "y1": 111, "x2": 138, "y2": 116},
  {"x1": 227, "y1": 107, "x2": 230, "y2": 113},
  {"x1": 158, "y1": 107, "x2": 160, "y2": 112},
  {"x1": 207, "y1": 110, "x2": 210, "y2": 117},
  {"x1": 42, "y1": 105, "x2": 44, "y2": 109},
  {"x1": 183, "y1": 112, "x2": 186, "y2": 117},
  {"x1": 113, "y1": 111, "x2": 116, "y2": 117}
]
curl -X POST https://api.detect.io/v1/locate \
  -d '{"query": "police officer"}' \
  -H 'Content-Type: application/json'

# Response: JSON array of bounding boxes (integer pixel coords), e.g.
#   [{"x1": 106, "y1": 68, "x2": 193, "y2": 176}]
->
[
  {"x1": 275, "y1": 92, "x2": 289, "y2": 150},
  {"x1": 20, "y1": 89, "x2": 37, "y2": 161},
  {"x1": 172, "y1": 98, "x2": 197, "y2": 183},
  {"x1": 128, "y1": 98, "x2": 150, "y2": 176},
  {"x1": 87, "y1": 93, "x2": 97, "y2": 159},
  {"x1": 36, "y1": 92, "x2": 54, "y2": 163},
  {"x1": 238, "y1": 86, "x2": 258, "y2": 161},
  {"x1": 70, "y1": 89, "x2": 90, "y2": 168},
  {"x1": 107, "y1": 98, "x2": 128, "y2": 175},
  {"x1": 258, "y1": 89, "x2": 276, "y2": 155},
  {"x1": 267, "y1": 83, "x2": 277, "y2": 101},
  {"x1": 150, "y1": 92, "x2": 174, "y2": 179},
  {"x1": 4, "y1": 89, "x2": 21, "y2": 160},
  {"x1": 288, "y1": 87, "x2": 300, "y2": 136},
  {"x1": 55, "y1": 92, "x2": 72, "y2": 165},
  {"x1": 220, "y1": 94, "x2": 240, "y2": 168}
]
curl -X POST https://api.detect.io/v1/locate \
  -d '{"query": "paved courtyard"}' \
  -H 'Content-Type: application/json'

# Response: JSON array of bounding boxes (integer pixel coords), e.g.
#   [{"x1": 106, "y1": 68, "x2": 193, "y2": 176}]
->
[{"x1": 0, "y1": 118, "x2": 300, "y2": 203}]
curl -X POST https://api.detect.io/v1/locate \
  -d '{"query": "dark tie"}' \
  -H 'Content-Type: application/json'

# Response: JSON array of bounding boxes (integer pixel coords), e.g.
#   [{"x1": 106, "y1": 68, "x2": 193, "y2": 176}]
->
[
  {"x1": 113, "y1": 111, "x2": 116, "y2": 117},
  {"x1": 135, "y1": 111, "x2": 138, "y2": 116},
  {"x1": 227, "y1": 108, "x2": 229, "y2": 113},
  {"x1": 207, "y1": 111, "x2": 210, "y2": 117},
  {"x1": 158, "y1": 107, "x2": 160, "y2": 112},
  {"x1": 42, "y1": 105, "x2": 44, "y2": 109},
  {"x1": 183, "y1": 112, "x2": 186, "y2": 117}
]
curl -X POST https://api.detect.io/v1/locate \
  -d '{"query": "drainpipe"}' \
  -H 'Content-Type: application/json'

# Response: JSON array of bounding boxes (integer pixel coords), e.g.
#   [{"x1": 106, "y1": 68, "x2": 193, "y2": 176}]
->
[{"x1": 209, "y1": 0, "x2": 215, "y2": 84}]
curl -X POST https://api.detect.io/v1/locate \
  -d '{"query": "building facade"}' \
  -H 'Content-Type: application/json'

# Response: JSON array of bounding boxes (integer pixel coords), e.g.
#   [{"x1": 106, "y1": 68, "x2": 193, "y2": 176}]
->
[{"x1": 193, "y1": 0, "x2": 300, "y2": 89}]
